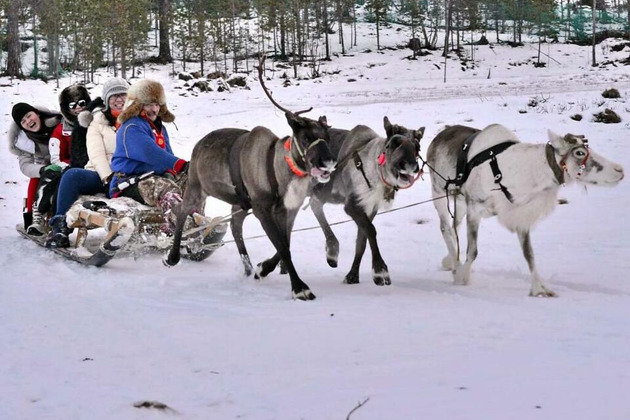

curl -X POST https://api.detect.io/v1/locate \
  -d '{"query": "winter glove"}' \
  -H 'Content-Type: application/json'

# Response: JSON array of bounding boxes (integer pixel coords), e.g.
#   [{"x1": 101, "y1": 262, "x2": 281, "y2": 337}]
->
[
  {"x1": 39, "y1": 164, "x2": 61, "y2": 176},
  {"x1": 45, "y1": 164, "x2": 62, "y2": 172},
  {"x1": 173, "y1": 159, "x2": 188, "y2": 174},
  {"x1": 103, "y1": 172, "x2": 114, "y2": 187}
]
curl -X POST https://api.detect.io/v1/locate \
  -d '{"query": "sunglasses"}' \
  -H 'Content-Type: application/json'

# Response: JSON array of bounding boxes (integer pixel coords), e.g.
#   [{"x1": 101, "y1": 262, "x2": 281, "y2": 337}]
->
[{"x1": 68, "y1": 100, "x2": 87, "y2": 109}]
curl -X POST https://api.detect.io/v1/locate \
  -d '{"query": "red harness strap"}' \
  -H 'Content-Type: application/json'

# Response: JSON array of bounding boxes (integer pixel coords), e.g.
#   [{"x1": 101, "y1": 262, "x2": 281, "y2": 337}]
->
[{"x1": 284, "y1": 138, "x2": 307, "y2": 177}]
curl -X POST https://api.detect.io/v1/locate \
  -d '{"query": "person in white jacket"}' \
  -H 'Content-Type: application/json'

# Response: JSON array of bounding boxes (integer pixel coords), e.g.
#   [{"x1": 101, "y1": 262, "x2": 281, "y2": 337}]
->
[
  {"x1": 7, "y1": 102, "x2": 61, "y2": 234},
  {"x1": 45, "y1": 78, "x2": 129, "y2": 248}
]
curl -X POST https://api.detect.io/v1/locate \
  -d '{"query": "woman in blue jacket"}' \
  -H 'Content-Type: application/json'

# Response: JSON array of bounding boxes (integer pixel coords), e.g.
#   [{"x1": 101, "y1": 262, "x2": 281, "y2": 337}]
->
[{"x1": 109, "y1": 79, "x2": 188, "y2": 234}]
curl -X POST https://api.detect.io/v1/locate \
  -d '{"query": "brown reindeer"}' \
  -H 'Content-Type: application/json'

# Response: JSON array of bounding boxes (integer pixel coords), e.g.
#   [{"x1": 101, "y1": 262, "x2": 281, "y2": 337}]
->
[
  {"x1": 310, "y1": 117, "x2": 424, "y2": 285},
  {"x1": 164, "y1": 56, "x2": 336, "y2": 300}
]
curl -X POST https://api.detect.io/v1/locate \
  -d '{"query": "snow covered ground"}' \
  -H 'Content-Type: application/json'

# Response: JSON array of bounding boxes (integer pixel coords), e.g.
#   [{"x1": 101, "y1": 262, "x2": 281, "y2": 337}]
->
[{"x1": 1, "y1": 22, "x2": 629, "y2": 420}]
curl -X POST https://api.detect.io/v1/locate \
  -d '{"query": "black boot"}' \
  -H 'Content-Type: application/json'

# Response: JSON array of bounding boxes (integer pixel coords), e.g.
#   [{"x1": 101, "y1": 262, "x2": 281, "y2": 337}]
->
[
  {"x1": 23, "y1": 212, "x2": 33, "y2": 230},
  {"x1": 45, "y1": 216, "x2": 71, "y2": 248}
]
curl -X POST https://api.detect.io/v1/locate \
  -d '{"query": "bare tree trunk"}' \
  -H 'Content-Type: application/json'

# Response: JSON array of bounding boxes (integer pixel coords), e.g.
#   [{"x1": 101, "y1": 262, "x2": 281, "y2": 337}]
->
[
  {"x1": 6, "y1": 0, "x2": 22, "y2": 78},
  {"x1": 443, "y1": 0, "x2": 452, "y2": 82},
  {"x1": 157, "y1": 0, "x2": 173, "y2": 63},
  {"x1": 323, "y1": 0, "x2": 330, "y2": 60},
  {"x1": 592, "y1": 0, "x2": 597, "y2": 66},
  {"x1": 337, "y1": 0, "x2": 345, "y2": 54}
]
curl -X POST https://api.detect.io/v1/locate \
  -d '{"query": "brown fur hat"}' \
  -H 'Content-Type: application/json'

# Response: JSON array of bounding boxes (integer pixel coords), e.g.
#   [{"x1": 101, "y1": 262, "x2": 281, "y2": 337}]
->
[
  {"x1": 117, "y1": 79, "x2": 175, "y2": 124},
  {"x1": 59, "y1": 84, "x2": 91, "y2": 123}
]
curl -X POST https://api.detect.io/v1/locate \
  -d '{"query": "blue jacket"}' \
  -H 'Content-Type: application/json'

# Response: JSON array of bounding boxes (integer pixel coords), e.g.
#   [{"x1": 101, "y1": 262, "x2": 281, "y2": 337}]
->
[{"x1": 109, "y1": 116, "x2": 183, "y2": 197}]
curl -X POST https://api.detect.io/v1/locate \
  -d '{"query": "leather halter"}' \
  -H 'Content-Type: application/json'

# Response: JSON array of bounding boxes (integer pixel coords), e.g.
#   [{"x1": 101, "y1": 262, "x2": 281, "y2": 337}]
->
[
  {"x1": 545, "y1": 143, "x2": 566, "y2": 185},
  {"x1": 376, "y1": 151, "x2": 421, "y2": 191},
  {"x1": 283, "y1": 136, "x2": 328, "y2": 178},
  {"x1": 546, "y1": 140, "x2": 590, "y2": 185},
  {"x1": 284, "y1": 138, "x2": 307, "y2": 177}
]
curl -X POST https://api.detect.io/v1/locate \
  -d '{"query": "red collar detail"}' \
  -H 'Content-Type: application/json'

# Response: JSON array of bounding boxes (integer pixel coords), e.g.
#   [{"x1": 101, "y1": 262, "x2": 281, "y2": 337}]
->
[
  {"x1": 145, "y1": 116, "x2": 166, "y2": 149},
  {"x1": 284, "y1": 138, "x2": 307, "y2": 177}
]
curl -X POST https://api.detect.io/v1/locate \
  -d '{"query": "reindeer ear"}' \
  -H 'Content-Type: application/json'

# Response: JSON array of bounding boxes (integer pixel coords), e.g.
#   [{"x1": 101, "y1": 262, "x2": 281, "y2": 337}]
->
[
  {"x1": 384, "y1": 116, "x2": 393, "y2": 137},
  {"x1": 415, "y1": 127, "x2": 426, "y2": 142},
  {"x1": 285, "y1": 112, "x2": 305, "y2": 130},
  {"x1": 318, "y1": 115, "x2": 328, "y2": 128},
  {"x1": 547, "y1": 129, "x2": 566, "y2": 150}
]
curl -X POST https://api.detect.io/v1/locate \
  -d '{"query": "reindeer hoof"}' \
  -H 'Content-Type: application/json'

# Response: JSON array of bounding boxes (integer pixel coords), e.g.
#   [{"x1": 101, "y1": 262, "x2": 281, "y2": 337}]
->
[
  {"x1": 326, "y1": 256, "x2": 338, "y2": 268},
  {"x1": 441, "y1": 255, "x2": 455, "y2": 271},
  {"x1": 343, "y1": 272, "x2": 359, "y2": 284},
  {"x1": 326, "y1": 242, "x2": 339, "y2": 268},
  {"x1": 453, "y1": 264, "x2": 469, "y2": 285},
  {"x1": 373, "y1": 270, "x2": 391, "y2": 286},
  {"x1": 529, "y1": 285, "x2": 558, "y2": 298},
  {"x1": 254, "y1": 264, "x2": 266, "y2": 280},
  {"x1": 162, "y1": 254, "x2": 179, "y2": 267},
  {"x1": 293, "y1": 289, "x2": 316, "y2": 300}
]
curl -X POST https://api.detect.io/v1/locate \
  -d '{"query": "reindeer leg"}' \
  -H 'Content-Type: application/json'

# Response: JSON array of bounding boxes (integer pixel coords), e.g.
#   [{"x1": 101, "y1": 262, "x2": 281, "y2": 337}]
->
[
  {"x1": 344, "y1": 228, "x2": 366, "y2": 284},
  {"x1": 311, "y1": 196, "x2": 340, "y2": 268},
  {"x1": 344, "y1": 199, "x2": 390, "y2": 286},
  {"x1": 453, "y1": 210, "x2": 479, "y2": 286},
  {"x1": 256, "y1": 204, "x2": 300, "y2": 277},
  {"x1": 163, "y1": 186, "x2": 203, "y2": 267},
  {"x1": 434, "y1": 190, "x2": 465, "y2": 271},
  {"x1": 230, "y1": 205, "x2": 253, "y2": 276},
  {"x1": 518, "y1": 230, "x2": 557, "y2": 297},
  {"x1": 252, "y1": 205, "x2": 315, "y2": 300},
  {"x1": 256, "y1": 207, "x2": 297, "y2": 278}
]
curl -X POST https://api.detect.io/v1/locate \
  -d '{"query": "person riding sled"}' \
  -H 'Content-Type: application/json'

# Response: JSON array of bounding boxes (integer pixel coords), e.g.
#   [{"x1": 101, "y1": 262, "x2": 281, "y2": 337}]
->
[
  {"x1": 7, "y1": 102, "x2": 61, "y2": 235},
  {"x1": 36, "y1": 85, "x2": 91, "y2": 222},
  {"x1": 46, "y1": 78, "x2": 129, "y2": 248},
  {"x1": 109, "y1": 79, "x2": 192, "y2": 235}
]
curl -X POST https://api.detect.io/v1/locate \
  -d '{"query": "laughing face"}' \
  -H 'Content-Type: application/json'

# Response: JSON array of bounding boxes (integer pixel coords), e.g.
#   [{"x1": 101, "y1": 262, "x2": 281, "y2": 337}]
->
[
  {"x1": 20, "y1": 111, "x2": 42, "y2": 133},
  {"x1": 142, "y1": 103, "x2": 160, "y2": 122}
]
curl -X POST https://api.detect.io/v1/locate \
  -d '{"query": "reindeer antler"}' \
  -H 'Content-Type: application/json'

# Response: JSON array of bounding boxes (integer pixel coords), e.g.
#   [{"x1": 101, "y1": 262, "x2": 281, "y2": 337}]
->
[{"x1": 256, "y1": 55, "x2": 313, "y2": 116}]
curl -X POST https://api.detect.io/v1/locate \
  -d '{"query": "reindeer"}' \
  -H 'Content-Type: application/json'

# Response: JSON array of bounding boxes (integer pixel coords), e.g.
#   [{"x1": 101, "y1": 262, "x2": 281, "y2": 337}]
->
[
  {"x1": 427, "y1": 124, "x2": 624, "y2": 297},
  {"x1": 164, "y1": 57, "x2": 336, "y2": 300},
  {"x1": 309, "y1": 117, "x2": 425, "y2": 285}
]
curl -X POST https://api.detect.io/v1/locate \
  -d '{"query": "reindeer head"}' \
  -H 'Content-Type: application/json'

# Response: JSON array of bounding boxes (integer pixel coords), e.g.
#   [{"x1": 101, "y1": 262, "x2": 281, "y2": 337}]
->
[
  {"x1": 379, "y1": 117, "x2": 425, "y2": 189},
  {"x1": 258, "y1": 56, "x2": 336, "y2": 183},
  {"x1": 548, "y1": 130, "x2": 624, "y2": 186}
]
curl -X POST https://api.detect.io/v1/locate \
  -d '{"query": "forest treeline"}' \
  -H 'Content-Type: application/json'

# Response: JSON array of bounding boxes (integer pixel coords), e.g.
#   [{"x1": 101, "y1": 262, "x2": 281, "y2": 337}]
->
[{"x1": 1, "y1": 0, "x2": 629, "y2": 81}]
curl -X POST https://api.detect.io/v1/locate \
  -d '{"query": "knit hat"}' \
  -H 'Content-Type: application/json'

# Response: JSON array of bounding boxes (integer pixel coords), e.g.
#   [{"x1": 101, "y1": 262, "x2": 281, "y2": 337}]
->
[
  {"x1": 118, "y1": 79, "x2": 175, "y2": 124},
  {"x1": 12, "y1": 102, "x2": 38, "y2": 126},
  {"x1": 102, "y1": 77, "x2": 130, "y2": 111}
]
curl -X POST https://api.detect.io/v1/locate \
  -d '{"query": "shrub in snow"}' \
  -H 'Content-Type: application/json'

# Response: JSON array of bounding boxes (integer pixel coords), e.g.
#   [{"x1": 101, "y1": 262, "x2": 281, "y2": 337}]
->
[
  {"x1": 593, "y1": 108, "x2": 621, "y2": 123},
  {"x1": 602, "y1": 88, "x2": 620, "y2": 99}
]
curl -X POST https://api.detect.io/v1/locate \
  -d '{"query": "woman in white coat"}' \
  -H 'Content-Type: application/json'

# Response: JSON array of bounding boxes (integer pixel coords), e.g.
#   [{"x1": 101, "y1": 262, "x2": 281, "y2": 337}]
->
[{"x1": 46, "y1": 78, "x2": 129, "y2": 248}]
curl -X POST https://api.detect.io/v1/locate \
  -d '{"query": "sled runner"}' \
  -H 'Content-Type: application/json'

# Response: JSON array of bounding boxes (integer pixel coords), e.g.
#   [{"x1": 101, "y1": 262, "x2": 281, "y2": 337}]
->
[{"x1": 16, "y1": 195, "x2": 228, "y2": 266}]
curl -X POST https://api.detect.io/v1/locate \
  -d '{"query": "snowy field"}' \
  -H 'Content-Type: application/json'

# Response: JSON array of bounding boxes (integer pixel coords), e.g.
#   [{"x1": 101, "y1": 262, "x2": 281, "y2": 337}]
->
[{"x1": 1, "y1": 22, "x2": 630, "y2": 420}]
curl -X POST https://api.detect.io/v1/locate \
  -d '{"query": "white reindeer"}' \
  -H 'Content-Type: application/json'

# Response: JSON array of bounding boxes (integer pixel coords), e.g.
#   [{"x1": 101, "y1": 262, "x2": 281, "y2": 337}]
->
[{"x1": 427, "y1": 124, "x2": 624, "y2": 296}]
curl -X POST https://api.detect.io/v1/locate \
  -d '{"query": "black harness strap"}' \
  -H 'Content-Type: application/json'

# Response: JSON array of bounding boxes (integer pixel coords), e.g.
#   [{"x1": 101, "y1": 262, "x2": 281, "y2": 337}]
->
[
  {"x1": 545, "y1": 143, "x2": 565, "y2": 185},
  {"x1": 445, "y1": 133, "x2": 518, "y2": 202},
  {"x1": 266, "y1": 138, "x2": 281, "y2": 200},
  {"x1": 228, "y1": 135, "x2": 252, "y2": 210},
  {"x1": 353, "y1": 150, "x2": 372, "y2": 189}
]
